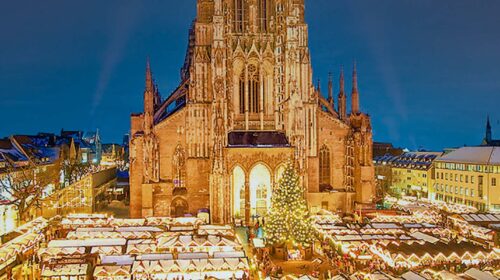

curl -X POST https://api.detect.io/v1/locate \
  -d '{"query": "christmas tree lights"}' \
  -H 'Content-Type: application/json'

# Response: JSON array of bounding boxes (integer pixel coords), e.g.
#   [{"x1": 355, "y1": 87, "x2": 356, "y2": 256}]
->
[{"x1": 264, "y1": 161, "x2": 315, "y2": 246}]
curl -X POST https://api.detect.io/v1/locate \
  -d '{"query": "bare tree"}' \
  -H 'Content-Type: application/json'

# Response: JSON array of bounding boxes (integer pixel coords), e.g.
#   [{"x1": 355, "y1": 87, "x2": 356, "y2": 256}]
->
[
  {"x1": 0, "y1": 158, "x2": 60, "y2": 222},
  {"x1": 63, "y1": 162, "x2": 90, "y2": 185}
]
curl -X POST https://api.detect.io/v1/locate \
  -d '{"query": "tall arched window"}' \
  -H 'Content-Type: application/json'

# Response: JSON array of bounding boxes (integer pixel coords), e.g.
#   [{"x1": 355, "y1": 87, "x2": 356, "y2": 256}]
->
[
  {"x1": 234, "y1": 0, "x2": 244, "y2": 33},
  {"x1": 258, "y1": 0, "x2": 268, "y2": 32},
  {"x1": 239, "y1": 65, "x2": 261, "y2": 115},
  {"x1": 319, "y1": 145, "x2": 331, "y2": 186},
  {"x1": 248, "y1": 65, "x2": 259, "y2": 113}
]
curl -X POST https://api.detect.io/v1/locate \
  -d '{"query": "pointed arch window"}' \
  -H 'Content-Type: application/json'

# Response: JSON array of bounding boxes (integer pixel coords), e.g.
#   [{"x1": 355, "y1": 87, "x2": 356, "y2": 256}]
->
[
  {"x1": 239, "y1": 65, "x2": 260, "y2": 115},
  {"x1": 248, "y1": 65, "x2": 260, "y2": 114},
  {"x1": 234, "y1": 0, "x2": 244, "y2": 33},
  {"x1": 319, "y1": 145, "x2": 331, "y2": 186}
]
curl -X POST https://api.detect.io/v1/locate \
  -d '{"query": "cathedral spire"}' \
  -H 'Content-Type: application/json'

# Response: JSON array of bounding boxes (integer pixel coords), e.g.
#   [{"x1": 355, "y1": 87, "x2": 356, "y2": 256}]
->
[
  {"x1": 144, "y1": 58, "x2": 155, "y2": 134},
  {"x1": 351, "y1": 61, "x2": 360, "y2": 115},
  {"x1": 338, "y1": 66, "x2": 347, "y2": 120},
  {"x1": 328, "y1": 72, "x2": 334, "y2": 107},
  {"x1": 486, "y1": 114, "x2": 492, "y2": 143},
  {"x1": 145, "y1": 57, "x2": 154, "y2": 92},
  {"x1": 316, "y1": 78, "x2": 321, "y2": 94}
]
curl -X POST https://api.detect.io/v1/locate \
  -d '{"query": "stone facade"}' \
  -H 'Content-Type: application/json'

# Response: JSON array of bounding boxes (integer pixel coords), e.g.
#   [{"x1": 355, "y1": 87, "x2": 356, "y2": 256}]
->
[{"x1": 130, "y1": 0, "x2": 375, "y2": 224}]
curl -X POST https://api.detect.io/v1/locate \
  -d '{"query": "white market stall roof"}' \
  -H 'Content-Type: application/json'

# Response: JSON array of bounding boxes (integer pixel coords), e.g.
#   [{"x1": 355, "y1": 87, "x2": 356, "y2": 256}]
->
[
  {"x1": 410, "y1": 232, "x2": 440, "y2": 244},
  {"x1": 41, "y1": 264, "x2": 88, "y2": 277},
  {"x1": 94, "y1": 265, "x2": 131, "y2": 277},
  {"x1": 131, "y1": 258, "x2": 249, "y2": 275},
  {"x1": 116, "y1": 226, "x2": 162, "y2": 232},
  {"x1": 100, "y1": 255, "x2": 135, "y2": 266},
  {"x1": 463, "y1": 268, "x2": 497, "y2": 280},
  {"x1": 38, "y1": 247, "x2": 86, "y2": 258},
  {"x1": 157, "y1": 234, "x2": 241, "y2": 250},
  {"x1": 145, "y1": 217, "x2": 173, "y2": 226},
  {"x1": 13, "y1": 217, "x2": 48, "y2": 234},
  {"x1": 0, "y1": 232, "x2": 44, "y2": 262},
  {"x1": 48, "y1": 238, "x2": 127, "y2": 248},
  {"x1": 437, "y1": 271, "x2": 463, "y2": 280},
  {"x1": 401, "y1": 271, "x2": 426, "y2": 280},
  {"x1": 136, "y1": 253, "x2": 173, "y2": 261},
  {"x1": 91, "y1": 246, "x2": 124, "y2": 255},
  {"x1": 460, "y1": 213, "x2": 500, "y2": 223},
  {"x1": 178, "y1": 252, "x2": 209, "y2": 259},
  {"x1": 214, "y1": 251, "x2": 246, "y2": 259},
  {"x1": 368, "y1": 223, "x2": 402, "y2": 229},
  {"x1": 126, "y1": 243, "x2": 157, "y2": 255},
  {"x1": 111, "y1": 219, "x2": 146, "y2": 227},
  {"x1": 76, "y1": 227, "x2": 114, "y2": 232}
]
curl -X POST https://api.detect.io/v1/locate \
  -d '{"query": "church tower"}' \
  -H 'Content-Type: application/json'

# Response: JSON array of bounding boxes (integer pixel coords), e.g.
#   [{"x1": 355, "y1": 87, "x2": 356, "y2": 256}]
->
[
  {"x1": 129, "y1": 0, "x2": 375, "y2": 222},
  {"x1": 351, "y1": 63, "x2": 360, "y2": 115},
  {"x1": 482, "y1": 115, "x2": 493, "y2": 145}
]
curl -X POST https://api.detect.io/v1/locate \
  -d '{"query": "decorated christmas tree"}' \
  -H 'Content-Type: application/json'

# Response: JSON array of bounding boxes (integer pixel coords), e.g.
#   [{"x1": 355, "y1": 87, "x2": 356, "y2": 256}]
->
[{"x1": 264, "y1": 161, "x2": 315, "y2": 246}]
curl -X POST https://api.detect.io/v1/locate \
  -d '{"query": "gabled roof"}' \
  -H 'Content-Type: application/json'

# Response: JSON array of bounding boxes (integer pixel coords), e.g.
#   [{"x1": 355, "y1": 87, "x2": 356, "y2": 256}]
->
[
  {"x1": 0, "y1": 138, "x2": 27, "y2": 163},
  {"x1": 12, "y1": 135, "x2": 60, "y2": 164},
  {"x1": 436, "y1": 146, "x2": 500, "y2": 165}
]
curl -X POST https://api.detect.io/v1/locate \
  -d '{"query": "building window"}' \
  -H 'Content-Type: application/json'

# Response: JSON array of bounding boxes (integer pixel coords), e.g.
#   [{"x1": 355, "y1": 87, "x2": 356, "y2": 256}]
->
[
  {"x1": 248, "y1": 66, "x2": 260, "y2": 113},
  {"x1": 234, "y1": 0, "x2": 245, "y2": 33},
  {"x1": 465, "y1": 175, "x2": 468, "y2": 183},
  {"x1": 319, "y1": 145, "x2": 331, "y2": 187},
  {"x1": 258, "y1": 0, "x2": 268, "y2": 32},
  {"x1": 493, "y1": 178, "x2": 497, "y2": 187}
]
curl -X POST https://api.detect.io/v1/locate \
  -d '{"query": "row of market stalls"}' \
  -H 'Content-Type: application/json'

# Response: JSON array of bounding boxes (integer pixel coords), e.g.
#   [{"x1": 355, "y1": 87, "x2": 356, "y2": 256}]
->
[
  {"x1": 60, "y1": 214, "x2": 204, "y2": 230},
  {"x1": 364, "y1": 268, "x2": 499, "y2": 280},
  {"x1": 369, "y1": 240, "x2": 499, "y2": 269},
  {"x1": 312, "y1": 209, "x2": 500, "y2": 272},
  {"x1": 0, "y1": 217, "x2": 48, "y2": 279},
  {"x1": 39, "y1": 214, "x2": 250, "y2": 280},
  {"x1": 448, "y1": 213, "x2": 500, "y2": 248}
]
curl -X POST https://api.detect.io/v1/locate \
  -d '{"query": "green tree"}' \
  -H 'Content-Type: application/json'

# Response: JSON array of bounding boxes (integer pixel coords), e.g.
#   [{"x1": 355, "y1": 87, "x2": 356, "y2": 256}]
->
[{"x1": 264, "y1": 161, "x2": 315, "y2": 246}]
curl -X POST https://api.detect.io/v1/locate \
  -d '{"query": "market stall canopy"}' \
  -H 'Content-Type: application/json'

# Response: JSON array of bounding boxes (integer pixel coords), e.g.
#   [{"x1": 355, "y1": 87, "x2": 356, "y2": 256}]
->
[
  {"x1": 93, "y1": 265, "x2": 131, "y2": 278},
  {"x1": 401, "y1": 271, "x2": 426, "y2": 280},
  {"x1": 463, "y1": 268, "x2": 497, "y2": 280}
]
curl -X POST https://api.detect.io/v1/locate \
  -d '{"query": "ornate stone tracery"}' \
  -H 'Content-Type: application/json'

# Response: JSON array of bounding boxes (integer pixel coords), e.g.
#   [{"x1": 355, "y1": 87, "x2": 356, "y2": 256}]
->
[{"x1": 129, "y1": 0, "x2": 375, "y2": 222}]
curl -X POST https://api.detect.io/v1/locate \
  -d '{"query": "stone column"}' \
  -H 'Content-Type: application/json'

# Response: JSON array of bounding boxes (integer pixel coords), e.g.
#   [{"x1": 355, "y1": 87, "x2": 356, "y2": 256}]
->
[
  {"x1": 259, "y1": 65, "x2": 264, "y2": 130},
  {"x1": 245, "y1": 174, "x2": 251, "y2": 225},
  {"x1": 245, "y1": 65, "x2": 249, "y2": 130}
]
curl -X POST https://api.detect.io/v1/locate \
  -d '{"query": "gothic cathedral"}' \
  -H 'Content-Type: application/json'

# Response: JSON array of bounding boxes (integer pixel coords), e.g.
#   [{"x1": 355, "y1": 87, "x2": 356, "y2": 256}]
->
[{"x1": 130, "y1": 0, "x2": 375, "y2": 224}]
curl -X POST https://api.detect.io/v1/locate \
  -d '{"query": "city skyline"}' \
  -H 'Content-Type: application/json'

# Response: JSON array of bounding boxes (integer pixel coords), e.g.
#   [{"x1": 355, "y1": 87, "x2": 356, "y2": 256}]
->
[{"x1": 1, "y1": 0, "x2": 500, "y2": 150}]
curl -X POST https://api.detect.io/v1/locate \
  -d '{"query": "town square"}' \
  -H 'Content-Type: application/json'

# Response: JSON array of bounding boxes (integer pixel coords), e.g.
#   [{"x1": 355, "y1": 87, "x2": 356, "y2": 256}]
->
[{"x1": 0, "y1": 0, "x2": 499, "y2": 279}]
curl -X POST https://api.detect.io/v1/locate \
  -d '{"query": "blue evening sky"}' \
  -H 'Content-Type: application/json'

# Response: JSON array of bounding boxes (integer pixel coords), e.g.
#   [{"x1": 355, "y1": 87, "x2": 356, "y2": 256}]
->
[{"x1": 0, "y1": 0, "x2": 499, "y2": 150}]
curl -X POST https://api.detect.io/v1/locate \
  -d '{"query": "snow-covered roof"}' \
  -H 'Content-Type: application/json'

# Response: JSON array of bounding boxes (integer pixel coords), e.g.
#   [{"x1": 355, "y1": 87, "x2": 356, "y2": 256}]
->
[
  {"x1": 463, "y1": 268, "x2": 497, "y2": 280},
  {"x1": 436, "y1": 146, "x2": 500, "y2": 165},
  {"x1": 401, "y1": 271, "x2": 426, "y2": 280},
  {"x1": 460, "y1": 213, "x2": 500, "y2": 223}
]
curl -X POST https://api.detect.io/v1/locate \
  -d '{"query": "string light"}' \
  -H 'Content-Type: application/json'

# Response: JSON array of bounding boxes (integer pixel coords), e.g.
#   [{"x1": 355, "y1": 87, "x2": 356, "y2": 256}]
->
[{"x1": 264, "y1": 161, "x2": 315, "y2": 247}]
